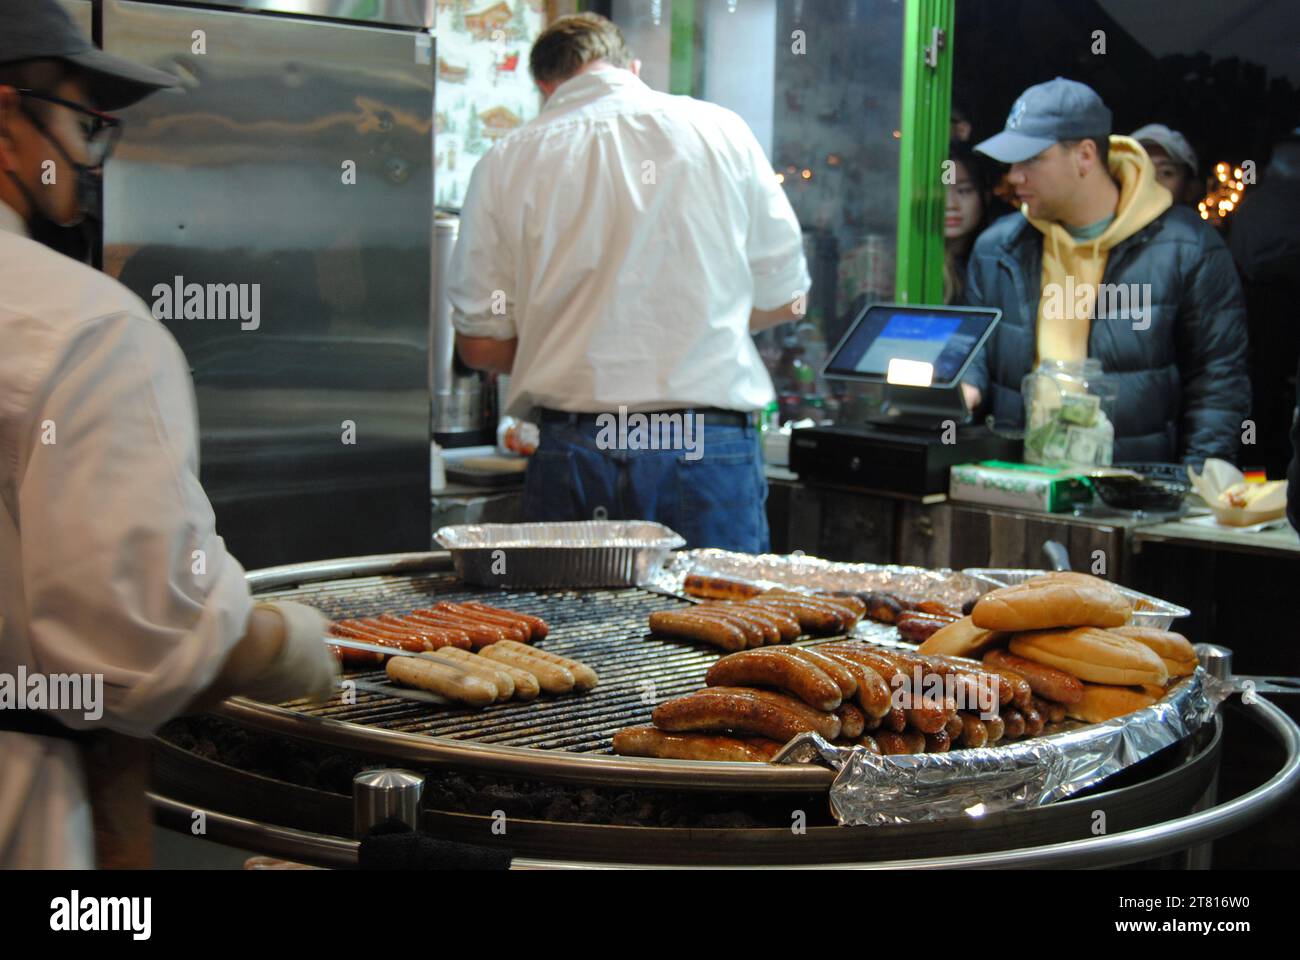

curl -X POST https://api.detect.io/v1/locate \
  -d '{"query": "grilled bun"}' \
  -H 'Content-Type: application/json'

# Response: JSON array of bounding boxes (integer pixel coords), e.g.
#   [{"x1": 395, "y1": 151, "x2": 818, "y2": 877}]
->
[
  {"x1": 917, "y1": 616, "x2": 1005, "y2": 657},
  {"x1": 1110, "y1": 626, "x2": 1198, "y2": 677},
  {"x1": 970, "y1": 575, "x2": 1132, "y2": 631},
  {"x1": 1010, "y1": 627, "x2": 1169, "y2": 686},
  {"x1": 1066, "y1": 684, "x2": 1158, "y2": 724}
]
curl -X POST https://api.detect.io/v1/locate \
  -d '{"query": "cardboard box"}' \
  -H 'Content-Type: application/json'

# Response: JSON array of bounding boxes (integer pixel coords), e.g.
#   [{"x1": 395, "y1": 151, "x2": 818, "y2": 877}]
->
[{"x1": 949, "y1": 460, "x2": 1093, "y2": 513}]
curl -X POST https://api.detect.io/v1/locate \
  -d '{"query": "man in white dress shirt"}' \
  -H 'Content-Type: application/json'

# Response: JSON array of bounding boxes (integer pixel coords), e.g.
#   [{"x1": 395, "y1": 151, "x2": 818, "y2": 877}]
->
[
  {"x1": 0, "y1": 0, "x2": 338, "y2": 868},
  {"x1": 449, "y1": 13, "x2": 810, "y2": 551}
]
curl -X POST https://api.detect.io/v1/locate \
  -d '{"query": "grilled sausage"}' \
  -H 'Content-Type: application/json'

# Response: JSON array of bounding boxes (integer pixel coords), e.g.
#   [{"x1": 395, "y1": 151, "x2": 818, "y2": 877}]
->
[
  {"x1": 459, "y1": 601, "x2": 549, "y2": 641},
  {"x1": 782, "y1": 646, "x2": 858, "y2": 699},
  {"x1": 648, "y1": 610, "x2": 748, "y2": 651},
  {"x1": 835, "y1": 702, "x2": 867, "y2": 740},
  {"x1": 327, "y1": 642, "x2": 386, "y2": 668},
  {"x1": 652, "y1": 688, "x2": 838, "y2": 742},
  {"x1": 858, "y1": 734, "x2": 882, "y2": 755},
  {"x1": 924, "y1": 728, "x2": 951, "y2": 753},
  {"x1": 1033, "y1": 696, "x2": 1067, "y2": 724},
  {"x1": 479, "y1": 645, "x2": 575, "y2": 694},
  {"x1": 683, "y1": 575, "x2": 765, "y2": 601},
  {"x1": 423, "y1": 648, "x2": 515, "y2": 701},
  {"x1": 332, "y1": 620, "x2": 428, "y2": 653},
  {"x1": 895, "y1": 612, "x2": 953, "y2": 643},
  {"x1": 721, "y1": 687, "x2": 842, "y2": 740},
  {"x1": 913, "y1": 600, "x2": 963, "y2": 621},
  {"x1": 375, "y1": 614, "x2": 473, "y2": 650},
  {"x1": 386, "y1": 655, "x2": 497, "y2": 707},
  {"x1": 491, "y1": 639, "x2": 597, "y2": 691},
  {"x1": 706, "y1": 648, "x2": 842, "y2": 711},
  {"x1": 691, "y1": 607, "x2": 772, "y2": 647},
  {"x1": 408, "y1": 609, "x2": 513, "y2": 648},
  {"x1": 945, "y1": 712, "x2": 965, "y2": 739},
  {"x1": 612, "y1": 726, "x2": 781, "y2": 762},
  {"x1": 433, "y1": 603, "x2": 530, "y2": 643},
  {"x1": 861, "y1": 591, "x2": 905, "y2": 624},
  {"x1": 749, "y1": 597, "x2": 846, "y2": 635},
  {"x1": 958, "y1": 713, "x2": 988, "y2": 748},
  {"x1": 822, "y1": 645, "x2": 950, "y2": 732},
  {"x1": 434, "y1": 647, "x2": 540, "y2": 701},
  {"x1": 984, "y1": 714, "x2": 1005, "y2": 743},
  {"x1": 983, "y1": 649, "x2": 1085, "y2": 705},
  {"x1": 698, "y1": 603, "x2": 799, "y2": 643},
  {"x1": 1001, "y1": 707, "x2": 1026, "y2": 739},
  {"x1": 1022, "y1": 705, "x2": 1045, "y2": 737}
]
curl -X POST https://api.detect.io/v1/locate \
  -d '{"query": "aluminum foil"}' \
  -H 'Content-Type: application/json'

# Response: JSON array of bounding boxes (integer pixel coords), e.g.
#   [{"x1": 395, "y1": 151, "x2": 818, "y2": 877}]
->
[
  {"x1": 434, "y1": 521, "x2": 685, "y2": 588},
  {"x1": 646, "y1": 548, "x2": 987, "y2": 608},
  {"x1": 963, "y1": 568, "x2": 1191, "y2": 629},
  {"x1": 772, "y1": 673, "x2": 1217, "y2": 826}
]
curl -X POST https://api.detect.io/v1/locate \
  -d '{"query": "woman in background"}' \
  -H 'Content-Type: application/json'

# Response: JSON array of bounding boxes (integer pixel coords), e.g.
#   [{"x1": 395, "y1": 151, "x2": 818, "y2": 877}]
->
[{"x1": 944, "y1": 141, "x2": 993, "y2": 304}]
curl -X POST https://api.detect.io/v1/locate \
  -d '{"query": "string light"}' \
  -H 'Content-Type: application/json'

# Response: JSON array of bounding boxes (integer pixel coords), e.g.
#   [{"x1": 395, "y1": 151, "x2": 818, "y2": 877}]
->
[{"x1": 1200, "y1": 161, "x2": 1250, "y2": 226}]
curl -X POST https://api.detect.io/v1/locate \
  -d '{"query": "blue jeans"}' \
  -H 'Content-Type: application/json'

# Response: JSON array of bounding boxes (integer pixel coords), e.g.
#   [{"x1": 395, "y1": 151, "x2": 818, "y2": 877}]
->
[{"x1": 522, "y1": 417, "x2": 770, "y2": 553}]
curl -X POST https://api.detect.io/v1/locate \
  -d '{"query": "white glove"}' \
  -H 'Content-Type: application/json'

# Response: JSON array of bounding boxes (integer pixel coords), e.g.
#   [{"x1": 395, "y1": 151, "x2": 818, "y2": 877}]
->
[{"x1": 242, "y1": 601, "x2": 340, "y2": 704}]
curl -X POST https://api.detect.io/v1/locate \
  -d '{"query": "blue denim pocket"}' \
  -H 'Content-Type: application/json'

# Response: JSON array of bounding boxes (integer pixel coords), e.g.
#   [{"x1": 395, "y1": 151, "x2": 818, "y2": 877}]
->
[{"x1": 522, "y1": 447, "x2": 577, "y2": 522}]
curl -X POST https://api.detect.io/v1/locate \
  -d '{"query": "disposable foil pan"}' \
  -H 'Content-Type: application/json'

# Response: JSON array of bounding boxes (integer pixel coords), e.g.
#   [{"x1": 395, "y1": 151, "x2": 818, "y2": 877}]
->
[
  {"x1": 645, "y1": 548, "x2": 987, "y2": 609},
  {"x1": 773, "y1": 671, "x2": 1236, "y2": 826},
  {"x1": 434, "y1": 521, "x2": 685, "y2": 588},
  {"x1": 963, "y1": 567, "x2": 1191, "y2": 629}
]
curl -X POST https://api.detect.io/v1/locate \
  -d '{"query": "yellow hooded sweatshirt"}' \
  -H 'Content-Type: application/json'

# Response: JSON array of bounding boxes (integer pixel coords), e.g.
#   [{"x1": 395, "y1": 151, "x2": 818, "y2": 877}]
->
[{"x1": 1029, "y1": 136, "x2": 1172, "y2": 363}]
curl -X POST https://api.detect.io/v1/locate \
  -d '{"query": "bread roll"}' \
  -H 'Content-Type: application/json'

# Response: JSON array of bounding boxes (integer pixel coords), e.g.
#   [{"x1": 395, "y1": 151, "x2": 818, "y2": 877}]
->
[
  {"x1": 1066, "y1": 684, "x2": 1158, "y2": 724},
  {"x1": 917, "y1": 616, "x2": 1005, "y2": 657},
  {"x1": 1110, "y1": 626, "x2": 1197, "y2": 677},
  {"x1": 970, "y1": 576, "x2": 1132, "y2": 631},
  {"x1": 1010, "y1": 627, "x2": 1169, "y2": 686}
]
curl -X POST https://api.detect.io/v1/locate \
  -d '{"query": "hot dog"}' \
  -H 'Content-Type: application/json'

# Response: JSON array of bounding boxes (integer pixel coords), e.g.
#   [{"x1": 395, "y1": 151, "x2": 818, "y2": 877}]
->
[
  {"x1": 432, "y1": 603, "x2": 530, "y2": 643},
  {"x1": 490, "y1": 639, "x2": 597, "y2": 691},
  {"x1": 430, "y1": 646, "x2": 540, "y2": 701},
  {"x1": 858, "y1": 734, "x2": 882, "y2": 755},
  {"x1": 924, "y1": 728, "x2": 951, "y2": 753},
  {"x1": 683, "y1": 574, "x2": 765, "y2": 601},
  {"x1": 612, "y1": 726, "x2": 781, "y2": 762},
  {"x1": 984, "y1": 713, "x2": 1005, "y2": 743},
  {"x1": 895, "y1": 611, "x2": 953, "y2": 643},
  {"x1": 698, "y1": 603, "x2": 799, "y2": 643},
  {"x1": 648, "y1": 609, "x2": 748, "y2": 651},
  {"x1": 422, "y1": 649, "x2": 514, "y2": 701},
  {"x1": 861, "y1": 591, "x2": 905, "y2": 624},
  {"x1": 782, "y1": 646, "x2": 858, "y2": 699},
  {"x1": 982, "y1": 649, "x2": 1085, "y2": 705},
  {"x1": 332, "y1": 620, "x2": 428, "y2": 653},
  {"x1": 479, "y1": 645, "x2": 575, "y2": 694},
  {"x1": 958, "y1": 713, "x2": 988, "y2": 748},
  {"x1": 691, "y1": 607, "x2": 771, "y2": 647},
  {"x1": 385, "y1": 655, "x2": 497, "y2": 707},
  {"x1": 408, "y1": 609, "x2": 512, "y2": 648},
  {"x1": 1022, "y1": 705, "x2": 1045, "y2": 737},
  {"x1": 652, "y1": 688, "x2": 839, "y2": 742},
  {"x1": 835, "y1": 702, "x2": 867, "y2": 740},
  {"x1": 459, "y1": 601, "x2": 549, "y2": 641},
  {"x1": 749, "y1": 597, "x2": 846, "y2": 635},
  {"x1": 1001, "y1": 707, "x2": 1026, "y2": 739},
  {"x1": 375, "y1": 614, "x2": 473, "y2": 650},
  {"x1": 705, "y1": 648, "x2": 842, "y2": 711}
]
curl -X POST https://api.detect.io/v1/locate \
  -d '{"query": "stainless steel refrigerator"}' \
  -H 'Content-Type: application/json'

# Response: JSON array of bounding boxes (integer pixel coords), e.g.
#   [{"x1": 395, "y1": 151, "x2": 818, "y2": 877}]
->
[{"x1": 101, "y1": 0, "x2": 436, "y2": 568}]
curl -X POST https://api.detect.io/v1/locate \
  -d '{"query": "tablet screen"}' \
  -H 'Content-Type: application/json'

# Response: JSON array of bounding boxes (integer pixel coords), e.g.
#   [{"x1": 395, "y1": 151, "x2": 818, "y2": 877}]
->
[{"x1": 822, "y1": 304, "x2": 999, "y2": 386}]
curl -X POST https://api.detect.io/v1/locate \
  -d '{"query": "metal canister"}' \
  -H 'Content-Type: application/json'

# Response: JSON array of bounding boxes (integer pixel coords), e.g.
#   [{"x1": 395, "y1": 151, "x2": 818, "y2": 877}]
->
[{"x1": 352, "y1": 769, "x2": 425, "y2": 837}]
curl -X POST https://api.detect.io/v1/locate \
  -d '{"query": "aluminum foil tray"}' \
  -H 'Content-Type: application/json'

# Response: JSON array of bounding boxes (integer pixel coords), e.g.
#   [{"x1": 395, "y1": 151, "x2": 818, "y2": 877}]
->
[
  {"x1": 434, "y1": 521, "x2": 685, "y2": 589},
  {"x1": 774, "y1": 670, "x2": 1232, "y2": 826},
  {"x1": 962, "y1": 567, "x2": 1191, "y2": 629},
  {"x1": 645, "y1": 548, "x2": 988, "y2": 609}
]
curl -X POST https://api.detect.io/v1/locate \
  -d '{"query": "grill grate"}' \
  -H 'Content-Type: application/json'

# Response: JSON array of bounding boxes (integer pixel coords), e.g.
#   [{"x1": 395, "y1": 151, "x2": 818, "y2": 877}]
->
[{"x1": 257, "y1": 572, "x2": 718, "y2": 753}]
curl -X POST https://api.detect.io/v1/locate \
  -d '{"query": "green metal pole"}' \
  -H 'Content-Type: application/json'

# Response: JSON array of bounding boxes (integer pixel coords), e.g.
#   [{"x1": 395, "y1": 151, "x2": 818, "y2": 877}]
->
[
  {"x1": 895, "y1": 0, "x2": 954, "y2": 305},
  {"x1": 669, "y1": 0, "x2": 696, "y2": 96}
]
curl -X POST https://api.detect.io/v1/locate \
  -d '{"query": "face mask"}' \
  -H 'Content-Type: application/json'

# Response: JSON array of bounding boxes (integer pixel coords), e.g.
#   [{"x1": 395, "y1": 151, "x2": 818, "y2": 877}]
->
[{"x1": 7, "y1": 104, "x2": 103, "y2": 258}]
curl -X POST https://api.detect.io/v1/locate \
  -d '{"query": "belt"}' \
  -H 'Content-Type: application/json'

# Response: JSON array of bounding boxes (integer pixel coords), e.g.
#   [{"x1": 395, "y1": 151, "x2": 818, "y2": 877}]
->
[
  {"x1": 0, "y1": 709, "x2": 94, "y2": 743},
  {"x1": 538, "y1": 407, "x2": 757, "y2": 428}
]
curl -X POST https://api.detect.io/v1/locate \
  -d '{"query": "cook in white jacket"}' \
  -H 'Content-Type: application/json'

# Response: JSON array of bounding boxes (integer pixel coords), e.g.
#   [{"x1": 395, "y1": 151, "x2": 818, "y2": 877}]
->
[{"x1": 0, "y1": 0, "x2": 339, "y2": 868}]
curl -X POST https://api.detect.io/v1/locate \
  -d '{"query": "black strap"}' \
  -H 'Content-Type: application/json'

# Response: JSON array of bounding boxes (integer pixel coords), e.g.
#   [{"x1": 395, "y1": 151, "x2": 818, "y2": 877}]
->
[{"x1": 0, "y1": 709, "x2": 95, "y2": 744}]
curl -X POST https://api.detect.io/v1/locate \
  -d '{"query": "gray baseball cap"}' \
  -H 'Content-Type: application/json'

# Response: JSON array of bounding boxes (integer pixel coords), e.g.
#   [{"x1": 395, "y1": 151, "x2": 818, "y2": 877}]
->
[
  {"x1": 1, "y1": 0, "x2": 178, "y2": 110},
  {"x1": 1131, "y1": 123, "x2": 1199, "y2": 176},
  {"x1": 975, "y1": 77, "x2": 1113, "y2": 164}
]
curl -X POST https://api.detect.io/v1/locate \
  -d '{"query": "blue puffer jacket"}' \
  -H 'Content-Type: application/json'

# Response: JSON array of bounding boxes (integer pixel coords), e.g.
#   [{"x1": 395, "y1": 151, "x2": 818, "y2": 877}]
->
[{"x1": 963, "y1": 208, "x2": 1251, "y2": 465}]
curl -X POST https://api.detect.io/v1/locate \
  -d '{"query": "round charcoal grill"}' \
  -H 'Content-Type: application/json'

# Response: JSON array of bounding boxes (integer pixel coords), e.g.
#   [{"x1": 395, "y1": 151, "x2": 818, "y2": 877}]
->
[{"x1": 150, "y1": 552, "x2": 1300, "y2": 867}]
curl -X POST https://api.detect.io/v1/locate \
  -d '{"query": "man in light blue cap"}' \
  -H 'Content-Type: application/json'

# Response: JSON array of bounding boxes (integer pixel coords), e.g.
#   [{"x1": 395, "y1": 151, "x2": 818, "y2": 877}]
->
[{"x1": 960, "y1": 77, "x2": 1250, "y2": 466}]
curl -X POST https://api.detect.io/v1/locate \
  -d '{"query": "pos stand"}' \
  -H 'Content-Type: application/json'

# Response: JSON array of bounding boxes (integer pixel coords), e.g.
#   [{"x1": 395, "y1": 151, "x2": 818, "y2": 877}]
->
[{"x1": 868, "y1": 382, "x2": 973, "y2": 431}]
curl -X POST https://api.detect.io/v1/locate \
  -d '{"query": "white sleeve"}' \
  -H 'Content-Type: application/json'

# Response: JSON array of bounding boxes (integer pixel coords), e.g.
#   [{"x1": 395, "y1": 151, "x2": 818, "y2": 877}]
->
[
  {"x1": 741, "y1": 128, "x2": 812, "y2": 311},
  {"x1": 17, "y1": 311, "x2": 252, "y2": 738},
  {"x1": 448, "y1": 152, "x2": 518, "y2": 340}
]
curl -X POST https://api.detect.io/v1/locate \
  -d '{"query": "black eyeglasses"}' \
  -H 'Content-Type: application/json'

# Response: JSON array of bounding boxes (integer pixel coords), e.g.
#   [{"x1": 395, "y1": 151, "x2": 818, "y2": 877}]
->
[{"x1": 14, "y1": 89, "x2": 122, "y2": 166}]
